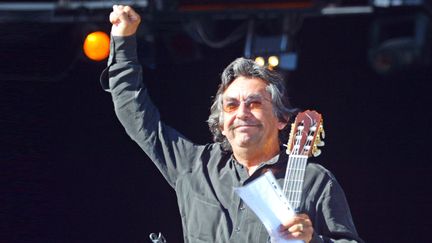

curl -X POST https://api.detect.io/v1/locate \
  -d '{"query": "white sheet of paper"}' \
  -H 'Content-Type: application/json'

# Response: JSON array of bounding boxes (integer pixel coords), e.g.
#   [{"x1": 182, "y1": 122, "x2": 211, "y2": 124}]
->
[{"x1": 234, "y1": 171, "x2": 302, "y2": 243}]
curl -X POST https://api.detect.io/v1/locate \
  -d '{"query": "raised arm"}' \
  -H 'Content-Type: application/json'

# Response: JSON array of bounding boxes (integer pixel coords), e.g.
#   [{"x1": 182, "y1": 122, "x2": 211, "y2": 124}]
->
[{"x1": 101, "y1": 5, "x2": 205, "y2": 188}]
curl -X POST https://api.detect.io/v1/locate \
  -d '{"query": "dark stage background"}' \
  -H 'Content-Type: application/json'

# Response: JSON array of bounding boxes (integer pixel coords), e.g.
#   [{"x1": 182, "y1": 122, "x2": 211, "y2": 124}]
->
[{"x1": 2, "y1": 8, "x2": 432, "y2": 243}]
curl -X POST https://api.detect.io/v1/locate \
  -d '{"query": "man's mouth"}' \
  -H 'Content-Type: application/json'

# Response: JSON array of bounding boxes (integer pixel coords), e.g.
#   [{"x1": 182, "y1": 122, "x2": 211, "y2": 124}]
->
[{"x1": 231, "y1": 123, "x2": 261, "y2": 130}]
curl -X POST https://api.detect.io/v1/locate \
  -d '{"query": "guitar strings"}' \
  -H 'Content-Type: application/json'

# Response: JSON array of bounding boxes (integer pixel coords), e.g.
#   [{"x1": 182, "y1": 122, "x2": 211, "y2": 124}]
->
[
  {"x1": 283, "y1": 121, "x2": 317, "y2": 212},
  {"x1": 283, "y1": 121, "x2": 304, "y2": 211},
  {"x1": 282, "y1": 122, "x2": 301, "y2": 194}
]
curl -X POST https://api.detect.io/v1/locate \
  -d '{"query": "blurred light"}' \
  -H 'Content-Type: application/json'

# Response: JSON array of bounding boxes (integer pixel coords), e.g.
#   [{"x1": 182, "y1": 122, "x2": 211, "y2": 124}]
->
[
  {"x1": 373, "y1": 0, "x2": 428, "y2": 8},
  {"x1": 244, "y1": 18, "x2": 299, "y2": 71},
  {"x1": 255, "y1": 56, "x2": 265, "y2": 66},
  {"x1": 268, "y1": 55, "x2": 279, "y2": 67},
  {"x1": 83, "y1": 31, "x2": 110, "y2": 61}
]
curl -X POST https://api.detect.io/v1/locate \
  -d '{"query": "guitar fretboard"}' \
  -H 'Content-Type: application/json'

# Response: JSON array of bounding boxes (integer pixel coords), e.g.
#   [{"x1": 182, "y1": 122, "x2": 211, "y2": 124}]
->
[{"x1": 282, "y1": 154, "x2": 308, "y2": 212}]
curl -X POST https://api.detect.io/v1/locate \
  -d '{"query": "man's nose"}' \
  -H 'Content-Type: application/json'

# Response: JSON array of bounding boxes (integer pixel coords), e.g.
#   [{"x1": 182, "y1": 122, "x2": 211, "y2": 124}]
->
[{"x1": 236, "y1": 102, "x2": 251, "y2": 119}]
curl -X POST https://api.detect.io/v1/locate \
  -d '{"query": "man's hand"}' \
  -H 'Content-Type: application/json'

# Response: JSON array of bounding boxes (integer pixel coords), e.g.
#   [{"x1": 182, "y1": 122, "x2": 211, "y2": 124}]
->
[
  {"x1": 276, "y1": 213, "x2": 314, "y2": 243},
  {"x1": 109, "y1": 5, "x2": 141, "y2": 36}
]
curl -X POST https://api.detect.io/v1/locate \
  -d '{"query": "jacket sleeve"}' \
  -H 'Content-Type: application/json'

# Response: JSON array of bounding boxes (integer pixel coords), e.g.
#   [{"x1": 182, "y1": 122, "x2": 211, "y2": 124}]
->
[{"x1": 100, "y1": 35, "x2": 203, "y2": 188}]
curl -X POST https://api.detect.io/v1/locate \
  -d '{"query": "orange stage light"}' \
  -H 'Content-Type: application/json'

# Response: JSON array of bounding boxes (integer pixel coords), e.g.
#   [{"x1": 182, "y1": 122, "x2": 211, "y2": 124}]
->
[{"x1": 83, "y1": 31, "x2": 110, "y2": 61}]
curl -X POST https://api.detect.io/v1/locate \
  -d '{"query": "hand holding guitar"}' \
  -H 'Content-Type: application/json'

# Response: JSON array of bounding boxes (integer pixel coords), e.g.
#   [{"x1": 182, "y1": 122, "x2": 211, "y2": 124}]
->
[{"x1": 276, "y1": 213, "x2": 314, "y2": 243}]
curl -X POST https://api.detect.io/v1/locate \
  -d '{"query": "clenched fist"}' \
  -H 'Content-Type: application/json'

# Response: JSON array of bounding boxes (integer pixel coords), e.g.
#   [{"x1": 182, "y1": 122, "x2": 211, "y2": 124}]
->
[{"x1": 109, "y1": 5, "x2": 141, "y2": 36}]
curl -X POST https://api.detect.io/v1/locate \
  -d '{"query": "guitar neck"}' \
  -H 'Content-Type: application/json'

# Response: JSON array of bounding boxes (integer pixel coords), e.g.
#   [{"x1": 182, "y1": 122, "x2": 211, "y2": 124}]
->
[
  {"x1": 282, "y1": 155, "x2": 308, "y2": 212},
  {"x1": 282, "y1": 110, "x2": 324, "y2": 212}
]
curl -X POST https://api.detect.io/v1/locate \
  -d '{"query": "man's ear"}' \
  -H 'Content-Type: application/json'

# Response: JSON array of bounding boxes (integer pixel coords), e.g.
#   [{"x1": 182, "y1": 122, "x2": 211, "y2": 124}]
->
[
  {"x1": 220, "y1": 125, "x2": 226, "y2": 136},
  {"x1": 277, "y1": 115, "x2": 290, "y2": 130},
  {"x1": 277, "y1": 121, "x2": 288, "y2": 130}
]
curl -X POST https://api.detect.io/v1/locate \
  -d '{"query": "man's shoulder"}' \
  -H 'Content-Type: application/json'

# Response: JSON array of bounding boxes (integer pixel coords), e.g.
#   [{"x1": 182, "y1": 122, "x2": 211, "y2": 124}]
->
[
  {"x1": 193, "y1": 142, "x2": 232, "y2": 164},
  {"x1": 305, "y1": 162, "x2": 337, "y2": 182},
  {"x1": 204, "y1": 142, "x2": 231, "y2": 155}
]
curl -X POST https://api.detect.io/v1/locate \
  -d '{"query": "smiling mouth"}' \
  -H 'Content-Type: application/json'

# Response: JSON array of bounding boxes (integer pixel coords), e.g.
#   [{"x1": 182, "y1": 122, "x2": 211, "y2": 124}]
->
[
  {"x1": 229, "y1": 122, "x2": 262, "y2": 131},
  {"x1": 233, "y1": 124, "x2": 260, "y2": 130}
]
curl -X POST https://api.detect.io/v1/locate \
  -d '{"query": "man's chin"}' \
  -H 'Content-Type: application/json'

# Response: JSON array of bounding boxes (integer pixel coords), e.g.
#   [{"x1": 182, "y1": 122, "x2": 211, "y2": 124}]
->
[{"x1": 234, "y1": 136, "x2": 258, "y2": 148}]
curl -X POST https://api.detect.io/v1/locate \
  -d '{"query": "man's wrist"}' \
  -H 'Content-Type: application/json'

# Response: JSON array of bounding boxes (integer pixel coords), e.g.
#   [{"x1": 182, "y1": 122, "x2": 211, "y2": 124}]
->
[{"x1": 111, "y1": 34, "x2": 138, "y2": 62}]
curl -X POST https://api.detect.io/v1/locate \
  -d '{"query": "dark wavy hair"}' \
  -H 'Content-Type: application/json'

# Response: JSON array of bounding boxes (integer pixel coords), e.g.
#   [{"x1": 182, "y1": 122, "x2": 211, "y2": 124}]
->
[{"x1": 207, "y1": 57, "x2": 297, "y2": 151}]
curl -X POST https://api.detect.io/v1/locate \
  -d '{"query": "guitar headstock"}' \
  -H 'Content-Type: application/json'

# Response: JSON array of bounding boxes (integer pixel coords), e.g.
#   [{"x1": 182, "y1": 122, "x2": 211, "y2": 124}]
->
[{"x1": 286, "y1": 110, "x2": 325, "y2": 157}]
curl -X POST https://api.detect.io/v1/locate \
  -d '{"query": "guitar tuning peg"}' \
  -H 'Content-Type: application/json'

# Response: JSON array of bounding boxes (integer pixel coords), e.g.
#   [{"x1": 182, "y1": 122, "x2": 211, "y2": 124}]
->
[
  {"x1": 283, "y1": 144, "x2": 291, "y2": 155},
  {"x1": 316, "y1": 140, "x2": 325, "y2": 147},
  {"x1": 312, "y1": 148, "x2": 321, "y2": 157},
  {"x1": 320, "y1": 125, "x2": 325, "y2": 139}
]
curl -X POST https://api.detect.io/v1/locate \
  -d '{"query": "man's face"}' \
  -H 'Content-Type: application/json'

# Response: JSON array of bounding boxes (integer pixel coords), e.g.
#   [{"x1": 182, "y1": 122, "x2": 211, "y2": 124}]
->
[{"x1": 221, "y1": 76, "x2": 286, "y2": 151}]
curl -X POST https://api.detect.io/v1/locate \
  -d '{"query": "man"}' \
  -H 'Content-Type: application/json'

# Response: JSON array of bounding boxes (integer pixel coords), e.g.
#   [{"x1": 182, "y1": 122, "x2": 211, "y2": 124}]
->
[{"x1": 101, "y1": 5, "x2": 363, "y2": 243}]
